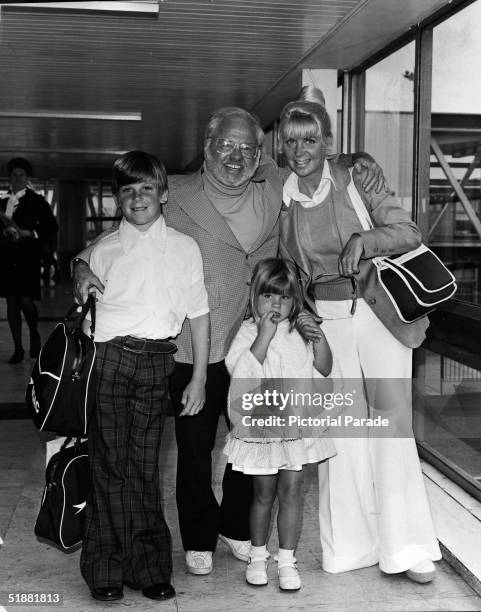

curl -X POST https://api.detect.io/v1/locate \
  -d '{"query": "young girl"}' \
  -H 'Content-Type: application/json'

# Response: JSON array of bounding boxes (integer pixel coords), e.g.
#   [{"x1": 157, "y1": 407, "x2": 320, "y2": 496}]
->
[{"x1": 223, "y1": 258, "x2": 335, "y2": 592}]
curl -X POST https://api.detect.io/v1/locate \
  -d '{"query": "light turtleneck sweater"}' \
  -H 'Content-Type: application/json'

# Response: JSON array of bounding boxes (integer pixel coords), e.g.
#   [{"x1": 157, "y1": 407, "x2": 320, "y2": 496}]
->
[{"x1": 202, "y1": 167, "x2": 264, "y2": 252}]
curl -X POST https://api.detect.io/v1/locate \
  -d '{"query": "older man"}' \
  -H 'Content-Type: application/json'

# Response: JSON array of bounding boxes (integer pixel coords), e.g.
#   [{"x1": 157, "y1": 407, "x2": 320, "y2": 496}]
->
[{"x1": 73, "y1": 107, "x2": 382, "y2": 576}]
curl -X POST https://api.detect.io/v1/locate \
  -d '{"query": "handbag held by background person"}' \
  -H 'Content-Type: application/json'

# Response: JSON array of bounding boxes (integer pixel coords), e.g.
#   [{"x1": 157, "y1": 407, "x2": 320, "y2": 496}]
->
[
  {"x1": 346, "y1": 172, "x2": 457, "y2": 323},
  {"x1": 26, "y1": 295, "x2": 96, "y2": 436},
  {"x1": 34, "y1": 437, "x2": 89, "y2": 551}
]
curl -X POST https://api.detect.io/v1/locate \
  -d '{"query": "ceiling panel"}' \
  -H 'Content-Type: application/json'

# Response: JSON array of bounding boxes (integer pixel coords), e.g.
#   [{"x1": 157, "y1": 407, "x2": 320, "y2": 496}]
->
[{"x1": 0, "y1": 0, "x2": 448, "y2": 178}]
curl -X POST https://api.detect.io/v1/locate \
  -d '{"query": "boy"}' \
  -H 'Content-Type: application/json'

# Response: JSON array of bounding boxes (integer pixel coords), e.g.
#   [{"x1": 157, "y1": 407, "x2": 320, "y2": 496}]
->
[{"x1": 80, "y1": 151, "x2": 210, "y2": 602}]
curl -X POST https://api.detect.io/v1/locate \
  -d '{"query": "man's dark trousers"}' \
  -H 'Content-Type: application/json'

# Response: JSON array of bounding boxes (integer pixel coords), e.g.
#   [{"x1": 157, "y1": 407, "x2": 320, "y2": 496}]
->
[
  {"x1": 170, "y1": 361, "x2": 252, "y2": 551},
  {"x1": 80, "y1": 337, "x2": 174, "y2": 589}
]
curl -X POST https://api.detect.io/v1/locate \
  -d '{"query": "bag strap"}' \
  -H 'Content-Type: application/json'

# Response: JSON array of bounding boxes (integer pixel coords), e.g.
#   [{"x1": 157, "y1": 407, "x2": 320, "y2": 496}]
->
[
  {"x1": 346, "y1": 168, "x2": 383, "y2": 269},
  {"x1": 47, "y1": 437, "x2": 86, "y2": 482},
  {"x1": 346, "y1": 167, "x2": 374, "y2": 230},
  {"x1": 64, "y1": 294, "x2": 96, "y2": 339},
  {"x1": 86, "y1": 295, "x2": 96, "y2": 339},
  {"x1": 61, "y1": 437, "x2": 73, "y2": 450}
]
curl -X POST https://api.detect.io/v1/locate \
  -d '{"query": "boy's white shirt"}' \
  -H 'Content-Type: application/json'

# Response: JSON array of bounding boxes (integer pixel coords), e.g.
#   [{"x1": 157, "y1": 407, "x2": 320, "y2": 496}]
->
[{"x1": 89, "y1": 215, "x2": 209, "y2": 342}]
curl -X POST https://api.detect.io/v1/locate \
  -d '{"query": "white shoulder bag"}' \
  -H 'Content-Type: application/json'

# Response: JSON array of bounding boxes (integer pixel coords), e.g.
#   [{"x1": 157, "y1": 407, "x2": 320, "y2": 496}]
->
[{"x1": 346, "y1": 170, "x2": 457, "y2": 323}]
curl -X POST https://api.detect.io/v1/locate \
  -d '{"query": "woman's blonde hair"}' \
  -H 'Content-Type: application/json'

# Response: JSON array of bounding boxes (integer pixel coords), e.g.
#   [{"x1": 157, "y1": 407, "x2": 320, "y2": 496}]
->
[
  {"x1": 298, "y1": 85, "x2": 326, "y2": 106},
  {"x1": 278, "y1": 85, "x2": 332, "y2": 147},
  {"x1": 249, "y1": 258, "x2": 303, "y2": 331}
]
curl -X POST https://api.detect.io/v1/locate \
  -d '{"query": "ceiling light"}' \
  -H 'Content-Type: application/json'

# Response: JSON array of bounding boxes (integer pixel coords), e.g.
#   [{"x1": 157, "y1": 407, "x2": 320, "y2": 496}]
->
[
  {"x1": 0, "y1": 147, "x2": 128, "y2": 155},
  {"x1": 0, "y1": 110, "x2": 141, "y2": 121},
  {"x1": 0, "y1": 1, "x2": 159, "y2": 17}
]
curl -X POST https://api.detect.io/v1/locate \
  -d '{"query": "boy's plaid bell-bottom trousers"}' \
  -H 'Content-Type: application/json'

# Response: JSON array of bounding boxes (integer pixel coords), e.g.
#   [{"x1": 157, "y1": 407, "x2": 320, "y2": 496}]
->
[{"x1": 80, "y1": 336, "x2": 175, "y2": 590}]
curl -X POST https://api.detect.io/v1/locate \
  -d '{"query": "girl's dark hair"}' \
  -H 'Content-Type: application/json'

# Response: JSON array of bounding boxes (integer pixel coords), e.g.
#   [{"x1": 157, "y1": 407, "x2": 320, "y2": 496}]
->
[
  {"x1": 7, "y1": 157, "x2": 33, "y2": 177},
  {"x1": 112, "y1": 150, "x2": 168, "y2": 195},
  {"x1": 249, "y1": 258, "x2": 303, "y2": 331}
]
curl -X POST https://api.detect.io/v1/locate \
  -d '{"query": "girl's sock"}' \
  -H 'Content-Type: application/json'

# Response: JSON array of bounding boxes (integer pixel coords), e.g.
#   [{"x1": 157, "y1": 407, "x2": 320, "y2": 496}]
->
[
  {"x1": 250, "y1": 544, "x2": 268, "y2": 560},
  {"x1": 277, "y1": 548, "x2": 296, "y2": 565}
]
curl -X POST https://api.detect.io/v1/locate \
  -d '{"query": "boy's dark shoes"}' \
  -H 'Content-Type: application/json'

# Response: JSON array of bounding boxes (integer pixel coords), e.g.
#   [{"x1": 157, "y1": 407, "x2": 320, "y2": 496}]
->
[
  {"x1": 90, "y1": 586, "x2": 123, "y2": 602},
  {"x1": 142, "y1": 582, "x2": 176, "y2": 600}
]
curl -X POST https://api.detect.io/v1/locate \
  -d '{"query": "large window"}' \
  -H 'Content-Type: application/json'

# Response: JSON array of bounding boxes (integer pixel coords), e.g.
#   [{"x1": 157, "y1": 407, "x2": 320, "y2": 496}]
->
[
  {"x1": 354, "y1": 0, "x2": 481, "y2": 499},
  {"x1": 415, "y1": 347, "x2": 481, "y2": 495},
  {"x1": 428, "y1": 1, "x2": 481, "y2": 306},
  {"x1": 85, "y1": 182, "x2": 120, "y2": 245},
  {"x1": 364, "y1": 42, "x2": 415, "y2": 214},
  {"x1": 337, "y1": 83, "x2": 343, "y2": 153},
  {"x1": 417, "y1": 1, "x2": 481, "y2": 497}
]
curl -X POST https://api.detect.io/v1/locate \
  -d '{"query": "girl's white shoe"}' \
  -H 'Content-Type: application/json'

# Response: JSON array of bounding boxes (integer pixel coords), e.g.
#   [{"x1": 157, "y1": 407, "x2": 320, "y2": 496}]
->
[
  {"x1": 278, "y1": 562, "x2": 301, "y2": 591},
  {"x1": 246, "y1": 558, "x2": 268, "y2": 586}
]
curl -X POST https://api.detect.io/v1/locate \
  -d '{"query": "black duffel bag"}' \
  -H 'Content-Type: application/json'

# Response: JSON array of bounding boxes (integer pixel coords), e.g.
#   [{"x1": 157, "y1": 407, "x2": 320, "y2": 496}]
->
[
  {"x1": 26, "y1": 296, "x2": 96, "y2": 437},
  {"x1": 35, "y1": 437, "x2": 89, "y2": 550}
]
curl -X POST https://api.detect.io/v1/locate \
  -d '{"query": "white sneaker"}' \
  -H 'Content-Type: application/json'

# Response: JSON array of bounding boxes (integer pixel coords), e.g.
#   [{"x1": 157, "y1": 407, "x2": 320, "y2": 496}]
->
[
  {"x1": 246, "y1": 558, "x2": 268, "y2": 586},
  {"x1": 278, "y1": 562, "x2": 301, "y2": 591},
  {"x1": 406, "y1": 559, "x2": 436, "y2": 584},
  {"x1": 185, "y1": 550, "x2": 213, "y2": 575},
  {"x1": 219, "y1": 534, "x2": 251, "y2": 562}
]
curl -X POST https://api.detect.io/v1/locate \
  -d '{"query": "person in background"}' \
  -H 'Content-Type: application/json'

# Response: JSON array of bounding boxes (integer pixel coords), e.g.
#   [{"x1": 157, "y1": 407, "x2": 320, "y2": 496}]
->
[
  {"x1": 279, "y1": 87, "x2": 441, "y2": 583},
  {"x1": 0, "y1": 157, "x2": 58, "y2": 364}
]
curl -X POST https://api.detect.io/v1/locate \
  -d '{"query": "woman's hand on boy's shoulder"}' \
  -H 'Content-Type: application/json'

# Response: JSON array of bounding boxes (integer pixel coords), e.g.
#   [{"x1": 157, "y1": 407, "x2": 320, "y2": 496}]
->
[{"x1": 179, "y1": 378, "x2": 206, "y2": 416}]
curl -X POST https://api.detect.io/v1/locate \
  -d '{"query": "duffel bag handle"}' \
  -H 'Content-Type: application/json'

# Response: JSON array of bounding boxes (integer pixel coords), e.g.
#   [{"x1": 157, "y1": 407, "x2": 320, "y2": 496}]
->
[
  {"x1": 64, "y1": 295, "x2": 96, "y2": 339},
  {"x1": 60, "y1": 436, "x2": 84, "y2": 452},
  {"x1": 47, "y1": 437, "x2": 85, "y2": 484}
]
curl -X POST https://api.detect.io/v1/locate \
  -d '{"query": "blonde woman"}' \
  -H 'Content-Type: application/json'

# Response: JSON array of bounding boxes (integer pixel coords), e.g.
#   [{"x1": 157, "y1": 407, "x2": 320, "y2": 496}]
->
[{"x1": 278, "y1": 87, "x2": 441, "y2": 583}]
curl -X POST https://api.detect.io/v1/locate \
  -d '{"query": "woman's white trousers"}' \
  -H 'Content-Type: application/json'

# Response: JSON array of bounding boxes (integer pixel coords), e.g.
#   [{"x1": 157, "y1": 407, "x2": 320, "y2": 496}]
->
[{"x1": 315, "y1": 298, "x2": 441, "y2": 573}]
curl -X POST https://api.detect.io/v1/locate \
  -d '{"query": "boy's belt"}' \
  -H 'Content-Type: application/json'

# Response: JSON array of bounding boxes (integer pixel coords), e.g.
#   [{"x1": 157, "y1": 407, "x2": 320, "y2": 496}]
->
[{"x1": 108, "y1": 335, "x2": 177, "y2": 354}]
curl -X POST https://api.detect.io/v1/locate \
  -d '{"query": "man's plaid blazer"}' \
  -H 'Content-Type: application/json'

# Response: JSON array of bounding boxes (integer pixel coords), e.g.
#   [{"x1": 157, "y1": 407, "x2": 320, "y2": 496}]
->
[{"x1": 165, "y1": 156, "x2": 282, "y2": 364}]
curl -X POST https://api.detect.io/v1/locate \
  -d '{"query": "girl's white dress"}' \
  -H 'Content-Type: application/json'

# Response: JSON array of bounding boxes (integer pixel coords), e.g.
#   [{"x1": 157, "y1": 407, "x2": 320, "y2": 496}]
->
[{"x1": 223, "y1": 319, "x2": 336, "y2": 474}]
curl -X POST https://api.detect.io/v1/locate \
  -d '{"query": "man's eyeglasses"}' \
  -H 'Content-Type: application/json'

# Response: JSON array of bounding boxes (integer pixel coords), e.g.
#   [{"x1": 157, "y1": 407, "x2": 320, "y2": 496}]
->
[
  {"x1": 211, "y1": 138, "x2": 260, "y2": 159},
  {"x1": 312, "y1": 272, "x2": 358, "y2": 317}
]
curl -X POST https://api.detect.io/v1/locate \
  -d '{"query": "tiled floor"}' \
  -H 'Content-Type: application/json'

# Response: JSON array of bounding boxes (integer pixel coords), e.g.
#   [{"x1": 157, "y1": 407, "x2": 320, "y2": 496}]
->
[{"x1": 1, "y1": 286, "x2": 481, "y2": 611}]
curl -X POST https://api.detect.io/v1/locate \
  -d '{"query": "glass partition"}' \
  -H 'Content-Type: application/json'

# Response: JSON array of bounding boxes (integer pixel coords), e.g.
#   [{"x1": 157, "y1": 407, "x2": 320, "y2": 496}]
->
[
  {"x1": 415, "y1": 347, "x2": 481, "y2": 495},
  {"x1": 86, "y1": 182, "x2": 120, "y2": 245},
  {"x1": 364, "y1": 42, "x2": 415, "y2": 214},
  {"x1": 417, "y1": 0, "x2": 481, "y2": 498},
  {"x1": 360, "y1": 4, "x2": 481, "y2": 498},
  {"x1": 429, "y1": 1, "x2": 481, "y2": 306}
]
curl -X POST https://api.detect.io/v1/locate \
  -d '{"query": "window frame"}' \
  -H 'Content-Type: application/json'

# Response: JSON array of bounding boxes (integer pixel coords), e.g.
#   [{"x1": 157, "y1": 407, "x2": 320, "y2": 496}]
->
[{"x1": 343, "y1": 0, "x2": 481, "y2": 500}]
